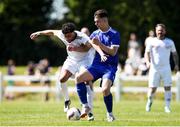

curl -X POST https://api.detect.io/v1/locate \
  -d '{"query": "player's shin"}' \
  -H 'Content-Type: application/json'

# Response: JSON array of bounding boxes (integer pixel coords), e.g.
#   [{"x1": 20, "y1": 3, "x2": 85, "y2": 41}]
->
[
  {"x1": 146, "y1": 88, "x2": 155, "y2": 112},
  {"x1": 147, "y1": 89, "x2": 155, "y2": 102},
  {"x1": 77, "y1": 82, "x2": 88, "y2": 105},
  {"x1": 164, "y1": 90, "x2": 171, "y2": 108},
  {"x1": 104, "y1": 93, "x2": 113, "y2": 114},
  {"x1": 60, "y1": 82, "x2": 70, "y2": 101},
  {"x1": 86, "y1": 85, "x2": 93, "y2": 110},
  {"x1": 59, "y1": 82, "x2": 71, "y2": 112},
  {"x1": 77, "y1": 82, "x2": 90, "y2": 117}
]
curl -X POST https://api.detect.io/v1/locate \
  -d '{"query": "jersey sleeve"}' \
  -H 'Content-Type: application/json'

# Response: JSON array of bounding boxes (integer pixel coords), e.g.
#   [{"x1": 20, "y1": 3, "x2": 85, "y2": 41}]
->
[
  {"x1": 90, "y1": 32, "x2": 96, "y2": 40},
  {"x1": 145, "y1": 38, "x2": 153, "y2": 52},
  {"x1": 170, "y1": 40, "x2": 176, "y2": 52},
  {"x1": 111, "y1": 32, "x2": 120, "y2": 47}
]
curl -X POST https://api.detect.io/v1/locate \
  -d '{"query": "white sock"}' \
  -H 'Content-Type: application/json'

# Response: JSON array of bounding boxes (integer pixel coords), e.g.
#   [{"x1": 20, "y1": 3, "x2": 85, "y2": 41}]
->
[
  {"x1": 82, "y1": 103, "x2": 89, "y2": 108},
  {"x1": 86, "y1": 85, "x2": 93, "y2": 110},
  {"x1": 107, "y1": 112, "x2": 113, "y2": 116},
  {"x1": 60, "y1": 82, "x2": 70, "y2": 101},
  {"x1": 165, "y1": 91, "x2": 171, "y2": 107}
]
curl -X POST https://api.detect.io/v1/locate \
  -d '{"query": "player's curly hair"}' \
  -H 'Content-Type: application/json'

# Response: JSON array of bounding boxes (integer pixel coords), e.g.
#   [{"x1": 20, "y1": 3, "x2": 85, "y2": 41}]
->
[{"x1": 62, "y1": 22, "x2": 76, "y2": 34}]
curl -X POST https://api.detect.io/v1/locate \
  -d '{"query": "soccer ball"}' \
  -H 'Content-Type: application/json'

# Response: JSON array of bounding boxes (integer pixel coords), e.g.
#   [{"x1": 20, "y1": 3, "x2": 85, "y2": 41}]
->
[{"x1": 66, "y1": 107, "x2": 81, "y2": 120}]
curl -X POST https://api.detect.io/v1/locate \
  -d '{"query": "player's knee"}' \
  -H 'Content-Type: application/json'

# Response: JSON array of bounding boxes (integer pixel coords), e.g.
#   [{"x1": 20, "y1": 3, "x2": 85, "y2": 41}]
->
[
  {"x1": 164, "y1": 86, "x2": 171, "y2": 91},
  {"x1": 75, "y1": 75, "x2": 81, "y2": 84},
  {"x1": 59, "y1": 77, "x2": 68, "y2": 83},
  {"x1": 102, "y1": 88, "x2": 110, "y2": 96},
  {"x1": 150, "y1": 87, "x2": 157, "y2": 93}
]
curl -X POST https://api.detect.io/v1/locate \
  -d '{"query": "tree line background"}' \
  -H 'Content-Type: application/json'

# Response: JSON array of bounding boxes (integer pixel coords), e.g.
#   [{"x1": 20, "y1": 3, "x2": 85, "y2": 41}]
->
[{"x1": 0, "y1": 0, "x2": 180, "y2": 67}]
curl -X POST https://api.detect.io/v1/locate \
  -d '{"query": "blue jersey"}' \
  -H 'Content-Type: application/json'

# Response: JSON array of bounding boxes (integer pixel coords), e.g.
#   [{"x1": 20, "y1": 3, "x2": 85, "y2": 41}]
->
[
  {"x1": 88, "y1": 27, "x2": 120, "y2": 82},
  {"x1": 90, "y1": 27, "x2": 120, "y2": 67}
]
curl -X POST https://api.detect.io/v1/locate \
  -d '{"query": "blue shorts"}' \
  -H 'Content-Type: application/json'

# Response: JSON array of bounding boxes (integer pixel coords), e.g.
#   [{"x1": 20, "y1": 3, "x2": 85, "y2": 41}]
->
[{"x1": 87, "y1": 64, "x2": 117, "y2": 85}]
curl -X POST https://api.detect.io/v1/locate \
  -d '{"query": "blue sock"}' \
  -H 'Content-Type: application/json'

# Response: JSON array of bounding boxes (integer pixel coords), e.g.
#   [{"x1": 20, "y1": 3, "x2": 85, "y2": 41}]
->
[
  {"x1": 76, "y1": 82, "x2": 87, "y2": 104},
  {"x1": 104, "y1": 93, "x2": 113, "y2": 113}
]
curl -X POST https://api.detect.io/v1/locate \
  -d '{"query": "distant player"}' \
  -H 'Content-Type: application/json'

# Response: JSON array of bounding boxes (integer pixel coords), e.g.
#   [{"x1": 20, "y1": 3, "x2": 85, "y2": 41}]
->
[
  {"x1": 30, "y1": 22, "x2": 95, "y2": 120},
  {"x1": 75, "y1": 9, "x2": 120, "y2": 122},
  {"x1": 145, "y1": 23, "x2": 179, "y2": 113}
]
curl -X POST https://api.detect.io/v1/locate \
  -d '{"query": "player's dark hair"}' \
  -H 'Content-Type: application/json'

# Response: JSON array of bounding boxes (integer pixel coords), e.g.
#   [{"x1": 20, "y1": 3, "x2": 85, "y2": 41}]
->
[
  {"x1": 94, "y1": 9, "x2": 108, "y2": 18},
  {"x1": 156, "y1": 23, "x2": 166, "y2": 29},
  {"x1": 62, "y1": 22, "x2": 76, "y2": 34}
]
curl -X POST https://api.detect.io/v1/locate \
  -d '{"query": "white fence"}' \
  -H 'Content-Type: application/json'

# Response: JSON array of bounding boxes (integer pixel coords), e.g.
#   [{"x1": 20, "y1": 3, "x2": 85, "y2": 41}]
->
[{"x1": 0, "y1": 71, "x2": 180, "y2": 102}]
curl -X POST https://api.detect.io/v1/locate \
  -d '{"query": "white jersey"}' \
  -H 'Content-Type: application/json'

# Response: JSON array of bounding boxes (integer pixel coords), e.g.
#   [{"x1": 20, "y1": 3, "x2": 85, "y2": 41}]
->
[
  {"x1": 145, "y1": 37, "x2": 176, "y2": 69},
  {"x1": 55, "y1": 30, "x2": 92, "y2": 62}
]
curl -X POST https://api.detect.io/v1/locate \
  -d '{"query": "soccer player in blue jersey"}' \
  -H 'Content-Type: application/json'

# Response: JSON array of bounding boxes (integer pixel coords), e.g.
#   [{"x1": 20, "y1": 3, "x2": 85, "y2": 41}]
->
[{"x1": 75, "y1": 9, "x2": 120, "y2": 122}]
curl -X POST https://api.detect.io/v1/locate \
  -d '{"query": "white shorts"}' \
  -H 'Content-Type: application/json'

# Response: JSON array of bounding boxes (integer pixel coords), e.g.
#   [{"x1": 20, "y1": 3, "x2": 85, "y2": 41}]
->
[
  {"x1": 148, "y1": 67, "x2": 172, "y2": 87},
  {"x1": 61, "y1": 57, "x2": 92, "y2": 75}
]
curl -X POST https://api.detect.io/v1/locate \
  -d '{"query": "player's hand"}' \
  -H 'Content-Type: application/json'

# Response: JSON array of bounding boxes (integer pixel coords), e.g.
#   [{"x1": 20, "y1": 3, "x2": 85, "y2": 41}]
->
[
  {"x1": 30, "y1": 32, "x2": 40, "y2": 40},
  {"x1": 174, "y1": 65, "x2": 179, "y2": 73},
  {"x1": 91, "y1": 37, "x2": 100, "y2": 45},
  {"x1": 100, "y1": 54, "x2": 108, "y2": 62},
  {"x1": 146, "y1": 62, "x2": 150, "y2": 69},
  {"x1": 67, "y1": 44, "x2": 76, "y2": 51}
]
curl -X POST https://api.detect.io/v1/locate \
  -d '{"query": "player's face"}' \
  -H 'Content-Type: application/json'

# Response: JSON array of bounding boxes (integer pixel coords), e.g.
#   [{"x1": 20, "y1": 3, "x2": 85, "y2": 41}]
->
[
  {"x1": 94, "y1": 16, "x2": 104, "y2": 28},
  {"x1": 64, "y1": 32, "x2": 75, "y2": 43},
  {"x1": 156, "y1": 26, "x2": 166, "y2": 39}
]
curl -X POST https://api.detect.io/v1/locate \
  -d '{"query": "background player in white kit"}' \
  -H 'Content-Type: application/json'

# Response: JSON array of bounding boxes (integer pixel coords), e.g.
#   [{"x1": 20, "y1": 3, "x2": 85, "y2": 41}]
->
[
  {"x1": 145, "y1": 23, "x2": 179, "y2": 113},
  {"x1": 30, "y1": 23, "x2": 95, "y2": 120}
]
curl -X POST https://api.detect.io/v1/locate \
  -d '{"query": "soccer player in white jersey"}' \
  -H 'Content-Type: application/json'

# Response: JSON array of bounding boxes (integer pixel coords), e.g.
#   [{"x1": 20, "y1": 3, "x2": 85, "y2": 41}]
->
[
  {"x1": 30, "y1": 23, "x2": 95, "y2": 120},
  {"x1": 145, "y1": 24, "x2": 179, "y2": 113}
]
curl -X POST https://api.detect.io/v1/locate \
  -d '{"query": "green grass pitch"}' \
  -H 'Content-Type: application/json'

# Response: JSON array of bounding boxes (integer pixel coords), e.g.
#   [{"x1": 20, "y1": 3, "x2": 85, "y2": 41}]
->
[{"x1": 0, "y1": 99, "x2": 180, "y2": 126}]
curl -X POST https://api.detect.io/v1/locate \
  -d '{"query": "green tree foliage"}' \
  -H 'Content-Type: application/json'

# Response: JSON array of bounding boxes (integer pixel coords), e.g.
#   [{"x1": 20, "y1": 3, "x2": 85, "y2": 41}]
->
[
  {"x1": 0, "y1": 0, "x2": 66, "y2": 66},
  {"x1": 63, "y1": 0, "x2": 180, "y2": 65},
  {"x1": 1, "y1": 0, "x2": 180, "y2": 67}
]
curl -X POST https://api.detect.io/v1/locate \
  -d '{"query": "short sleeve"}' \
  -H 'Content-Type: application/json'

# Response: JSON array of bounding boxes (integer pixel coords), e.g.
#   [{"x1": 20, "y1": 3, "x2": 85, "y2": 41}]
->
[
  {"x1": 170, "y1": 40, "x2": 176, "y2": 53},
  {"x1": 111, "y1": 32, "x2": 120, "y2": 47},
  {"x1": 90, "y1": 32, "x2": 96, "y2": 40},
  {"x1": 145, "y1": 42, "x2": 151, "y2": 53}
]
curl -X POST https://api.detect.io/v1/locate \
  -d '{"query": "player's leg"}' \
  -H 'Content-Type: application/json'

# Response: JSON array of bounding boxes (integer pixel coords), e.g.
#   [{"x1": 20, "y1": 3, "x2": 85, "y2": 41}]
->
[
  {"x1": 162, "y1": 68, "x2": 172, "y2": 113},
  {"x1": 75, "y1": 69, "x2": 94, "y2": 118},
  {"x1": 146, "y1": 87, "x2": 157, "y2": 112},
  {"x1": 101, "y1": 78, "x2": 115, "y2": 122},
  {"x1": 59, "y1": 59, "x2": 78, "y2": 112},
  {"x1": 164, "y1": 86, "x2": 171, "y2": 113},
  {"x1": 146, "y1": 68, "x2": 160, "y2": 112},
  {"x1": 58, "y1": 68, "x2": 73, "y2": 112},
  {"x1": 78, "y1": 59, "x2": 94, "y2": 120}
]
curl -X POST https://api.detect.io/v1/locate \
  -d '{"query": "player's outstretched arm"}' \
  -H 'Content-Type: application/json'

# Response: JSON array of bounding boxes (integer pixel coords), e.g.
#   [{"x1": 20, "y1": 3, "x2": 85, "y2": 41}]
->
[{"x1": 30, "y1": 30, "x2": 59, "y2": 40}]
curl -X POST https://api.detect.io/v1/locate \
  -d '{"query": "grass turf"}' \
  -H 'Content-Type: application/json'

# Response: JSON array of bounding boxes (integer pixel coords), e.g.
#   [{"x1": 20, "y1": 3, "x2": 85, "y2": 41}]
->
[{"x1": 0, "y1": 100, "x2": 180, "y2": 126}]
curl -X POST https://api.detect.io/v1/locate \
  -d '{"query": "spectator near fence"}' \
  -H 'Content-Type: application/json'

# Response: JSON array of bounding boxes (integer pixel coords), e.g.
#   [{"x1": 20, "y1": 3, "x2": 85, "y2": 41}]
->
[
  {"x1": 25, "y1": 61, "x2": 36, "y2": 85},
  {"x1": 124, "y1": 33, "x2": 142, "y2": 75},
  {"x1": 35, "y1": 58, "x2": 51, "y2": 101},
  {"x1": 5, "y1": 59, "x2": 16, "y2": 100},
  {"x1": 144, "y1": 30, "x2": 155, "y2": 47}
]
